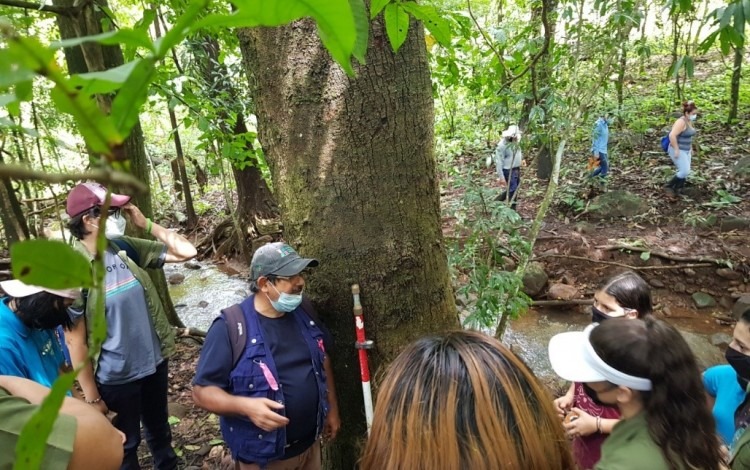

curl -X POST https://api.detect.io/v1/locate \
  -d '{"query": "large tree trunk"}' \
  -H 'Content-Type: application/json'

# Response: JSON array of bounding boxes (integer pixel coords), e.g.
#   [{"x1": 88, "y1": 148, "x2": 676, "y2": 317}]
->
[
  {"x1": 53, "y1": 0, "x2": 185, "y2": 328},
  {"x1": 239, "y1": 16, "x2": 459, "y2": 468}
]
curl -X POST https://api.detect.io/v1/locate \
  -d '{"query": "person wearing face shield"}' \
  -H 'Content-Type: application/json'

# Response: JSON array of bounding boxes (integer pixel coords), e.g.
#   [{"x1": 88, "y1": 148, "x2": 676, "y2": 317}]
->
[
  {"x1": 64, "y1": 182, "x2": 197, "y2": 470},
  {"x1": 0, "y1": 279, "x2": 80, "y2": 390},
  {"x1": 494, "y1": 125, "x2": 523, "y2": 211},
  {"x1": 552, "y1": 272, "x2": 653, "y2": 469},
  {"x1": 192, "y1": 242, "x2": 340, "y2": 470}
]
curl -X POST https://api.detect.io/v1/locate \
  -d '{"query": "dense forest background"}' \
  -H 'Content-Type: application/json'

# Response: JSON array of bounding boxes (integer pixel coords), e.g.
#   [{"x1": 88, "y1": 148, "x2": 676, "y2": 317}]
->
[{"x1": 1, "y1": 0, "x2": 749, "y2": 467}]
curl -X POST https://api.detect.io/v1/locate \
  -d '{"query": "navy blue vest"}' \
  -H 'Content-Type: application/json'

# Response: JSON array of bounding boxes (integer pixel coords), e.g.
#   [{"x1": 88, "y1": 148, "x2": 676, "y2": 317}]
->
[{"x1": 220, "y1": 296, "x2": 329, "y2": 467}]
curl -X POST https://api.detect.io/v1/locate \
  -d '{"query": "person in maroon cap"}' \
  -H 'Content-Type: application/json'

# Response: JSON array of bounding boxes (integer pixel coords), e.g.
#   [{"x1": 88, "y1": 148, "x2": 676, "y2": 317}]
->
[{"x1": 64, "y1": 182, "x2": 196, "y2": 470}]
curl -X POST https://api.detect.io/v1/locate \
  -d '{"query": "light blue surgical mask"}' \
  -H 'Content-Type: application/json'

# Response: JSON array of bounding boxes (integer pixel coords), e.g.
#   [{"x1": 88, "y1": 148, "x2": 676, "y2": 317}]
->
[
  {"x1": 268, "y1": 283, "x2": 303, "y2": 312},
  {"x1": 689, "y1": 114, "x2": 697, "y2": 121}
]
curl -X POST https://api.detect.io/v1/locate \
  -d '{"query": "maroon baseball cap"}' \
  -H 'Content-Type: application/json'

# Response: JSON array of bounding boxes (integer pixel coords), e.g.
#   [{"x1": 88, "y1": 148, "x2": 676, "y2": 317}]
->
[{"x1": 66, "y1": 182, "x2": 131, "y2": 217}]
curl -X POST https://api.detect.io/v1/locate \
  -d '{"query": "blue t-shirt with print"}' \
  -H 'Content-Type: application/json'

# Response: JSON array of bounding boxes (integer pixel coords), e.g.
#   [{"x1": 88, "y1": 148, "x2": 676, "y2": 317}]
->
[
  {"x1": 0, "y1": 297, "x2": 66, "y2": 389},
  {"x1": 704, "y1": 364, "x2": 746, "y2": 445}
]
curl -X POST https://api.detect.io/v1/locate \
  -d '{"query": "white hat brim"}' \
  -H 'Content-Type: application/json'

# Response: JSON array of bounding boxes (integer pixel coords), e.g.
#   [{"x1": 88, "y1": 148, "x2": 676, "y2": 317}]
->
[
  {"x1": 0, "y1": 279, "x2": 80, "y2": 299},
  {"x1": 548, "y1": 330, "x2": 607, "y2": 383}
]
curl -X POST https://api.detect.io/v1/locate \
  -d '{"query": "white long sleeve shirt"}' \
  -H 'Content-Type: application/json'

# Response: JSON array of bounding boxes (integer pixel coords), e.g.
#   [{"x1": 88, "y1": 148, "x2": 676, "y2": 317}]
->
[{"x1": 494, "y1": 138, "x2": 523, "y2": 181}]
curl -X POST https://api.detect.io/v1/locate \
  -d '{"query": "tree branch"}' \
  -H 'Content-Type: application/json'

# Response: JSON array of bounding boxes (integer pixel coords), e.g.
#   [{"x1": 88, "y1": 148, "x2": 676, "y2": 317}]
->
[
  {"x1": 596, "y1": 243, "x2": 729, "y2": 266},
  {"x1": 535, "y1": 253, "x2": 715, "y2": 271},
  {"x1": 0, "y1": 164, "x2": 148, "y2": 193},
  {"x1": 0, "y1": 0, "x2": 78, "y2": 16}
]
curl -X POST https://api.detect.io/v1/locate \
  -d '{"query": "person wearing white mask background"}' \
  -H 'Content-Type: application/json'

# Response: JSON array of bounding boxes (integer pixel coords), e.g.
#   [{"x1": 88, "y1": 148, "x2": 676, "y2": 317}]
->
[{"x1": 64, "y1": 182, "x2": 196, "y2": 470}]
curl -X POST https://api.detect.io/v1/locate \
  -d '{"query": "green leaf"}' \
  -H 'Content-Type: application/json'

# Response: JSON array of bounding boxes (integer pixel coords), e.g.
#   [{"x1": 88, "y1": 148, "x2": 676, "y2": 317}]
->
[
  {"x1": 349, "y1": 0, "x2": 369, "y2": 63},
  {"x1": 370, "y1": 0, "x2": 390, "y2": 19},
  {"x1": 720, "y1": 4, "x2": 736, "y2": 29},
  {"x1": 401, "y1": 2, "x2": 452, "y2": 47},
  {"x1": 156, "y1": 0, "x2": 208, "y2": 58},
  {"x1": 14, "y1": 80, "x2": 32, "y2": 101},
  {"x1": 51, "y1": 29, "x2": 155, "y2": 53},
  {"x1": 50, "y1": 86, "x2": 122, "y2": 157},
  {"x1": 208, "y1": 439, "x2": 224, "y2": 446},
  {"x1": 192, "y1": 0, "x2": 358, "y2": 73},
  {"x1": 640, "y1": 251, "x2": 651, "y2": 261},
  {"x1": 14, "y1": 371, "x2": 78, "y2": 470},
  {"x1": 384, "y1": 3, "x2": 410, "y2": 52},
  {"x1": 110, "y1": 58, "x2": 157, "y2": 137},
  {"x1": 0, "y1": 94, "x2": 17, "y2": 107},
  {"x1": 668, "y1": 55, "x2": 685, "y2": 77},
  {"x1": 10, "y1": 240, "x2": 93, "y2": 289},
  {"x1": 743, "y1": 0, "x2": 750, "y2": 24},
  {"x1": 168, "y1": 416, "x2": 181, "y2": 425},
  {"x1": 69, "y1": 60, "x2": 141, "y2": 95},
  {"x1": 683, "y1": 55, "x2": 694, "y2": 78}
]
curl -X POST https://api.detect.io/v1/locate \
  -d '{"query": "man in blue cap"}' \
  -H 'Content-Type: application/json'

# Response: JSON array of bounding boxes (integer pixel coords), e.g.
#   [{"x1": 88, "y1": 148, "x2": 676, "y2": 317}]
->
[{"x1": 193, "y1": 242, "x2": 340, "y2": 470}]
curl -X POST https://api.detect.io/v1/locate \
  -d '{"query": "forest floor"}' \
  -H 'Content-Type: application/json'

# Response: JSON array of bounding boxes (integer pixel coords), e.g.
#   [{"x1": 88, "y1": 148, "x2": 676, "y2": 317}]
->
[{"x1": 152, "y1": 133, "x2": 749, "y2": 468}]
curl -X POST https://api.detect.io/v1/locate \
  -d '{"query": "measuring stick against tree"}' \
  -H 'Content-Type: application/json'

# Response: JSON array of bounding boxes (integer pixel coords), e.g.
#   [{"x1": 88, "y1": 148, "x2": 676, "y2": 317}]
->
[{"x1": 351, "y1": 284, "x2": 374, "y2": 436}]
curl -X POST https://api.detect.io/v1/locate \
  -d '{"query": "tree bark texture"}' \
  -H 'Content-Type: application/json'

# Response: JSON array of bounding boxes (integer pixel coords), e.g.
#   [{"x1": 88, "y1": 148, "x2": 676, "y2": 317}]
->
[
  {"x1": 52, "y1": 0, "x2": 184, "y2": 328},
  {"x1": 239, "y1": 18, "x2": 459, "y2": 468}
]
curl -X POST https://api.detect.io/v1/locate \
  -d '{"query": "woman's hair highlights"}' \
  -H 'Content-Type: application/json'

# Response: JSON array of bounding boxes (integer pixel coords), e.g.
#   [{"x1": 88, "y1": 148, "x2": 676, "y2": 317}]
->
[
  {"x1": 682, "y1": 100, "x2": 697, "y2": 114},
  {"x1": 600, "y1": 271, "x2": 653, "y2": 317},
  {"x1": 359, "y1": 330, "x2": 575, "y2": 470},
  {"x1": 590, "y1": 317, "x2": 721, "y2": 470}
]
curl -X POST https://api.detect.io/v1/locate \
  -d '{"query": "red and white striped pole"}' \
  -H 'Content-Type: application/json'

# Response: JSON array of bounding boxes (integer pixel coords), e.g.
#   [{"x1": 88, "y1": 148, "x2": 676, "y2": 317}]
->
[{"x1": 352, "y1": 284, "x2": 374, "y2": 435}]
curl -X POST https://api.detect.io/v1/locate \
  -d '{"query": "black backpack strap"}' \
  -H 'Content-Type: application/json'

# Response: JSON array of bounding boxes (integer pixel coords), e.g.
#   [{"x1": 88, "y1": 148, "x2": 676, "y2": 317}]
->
[
  {"x1": 221, "y1": 304, "x2": 247, "y2": 368},
  {"x1": 111, "y1": 238, "x2": 140, "y2": 266}
]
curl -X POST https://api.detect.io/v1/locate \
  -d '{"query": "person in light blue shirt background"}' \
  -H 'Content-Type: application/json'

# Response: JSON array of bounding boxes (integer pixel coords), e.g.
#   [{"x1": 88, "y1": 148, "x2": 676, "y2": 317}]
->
[
  {"x1": 703, "y1": 364, "x2": 746, "y2": 446},
  {"x1": 590, "y1": 113, "x2": 611, "y2": 179}
]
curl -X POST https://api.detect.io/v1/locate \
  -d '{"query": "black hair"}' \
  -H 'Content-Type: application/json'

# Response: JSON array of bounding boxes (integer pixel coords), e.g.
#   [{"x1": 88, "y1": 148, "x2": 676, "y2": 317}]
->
[
  {"x1": 249, "y1": 274, "x2": 280, "y2": 293},
  {"x1": 68, "y1": 207, "x2": 101, "y2": 240},
  {"x1": 590, "y1": 317, "x2": 721, "y2": 470},
  {"x1": 11, "y1": 292, "x2": 74, "y2": 330},
  {"x1": 599, "y1": 271, "x2": 652, "y2": 318},
  {"x1": 739, "y1": 307, "x2": 750, "y2": 324}
]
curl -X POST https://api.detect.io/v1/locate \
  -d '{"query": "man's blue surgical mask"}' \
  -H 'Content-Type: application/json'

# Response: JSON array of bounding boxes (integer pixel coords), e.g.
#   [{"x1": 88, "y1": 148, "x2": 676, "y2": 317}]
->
[{"x1": 268, "y1": 283, "x2": 303, "y2": 312}]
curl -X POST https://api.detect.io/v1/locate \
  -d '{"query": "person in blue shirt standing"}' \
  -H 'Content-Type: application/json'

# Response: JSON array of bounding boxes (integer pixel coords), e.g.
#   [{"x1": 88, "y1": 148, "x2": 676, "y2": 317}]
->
[
  {"x1": 0, "y1": 279, "x2": 79, "y2": 390},
  {"x1": 590, "y1": 113, "x2": 611, "y2": 180},
  {"x1": 704, "y1": 364, "x2": 746, "y2": 446}
]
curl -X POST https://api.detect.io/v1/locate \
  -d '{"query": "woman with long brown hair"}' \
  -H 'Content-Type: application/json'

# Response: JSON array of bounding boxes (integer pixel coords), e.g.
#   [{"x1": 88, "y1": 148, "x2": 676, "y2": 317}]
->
[
  {"x1": 549, "y1": 317, "x2": 722, "y2": 469},
  {"x1": 359, "y1": 330, "x2": 575, "y2": 470}
]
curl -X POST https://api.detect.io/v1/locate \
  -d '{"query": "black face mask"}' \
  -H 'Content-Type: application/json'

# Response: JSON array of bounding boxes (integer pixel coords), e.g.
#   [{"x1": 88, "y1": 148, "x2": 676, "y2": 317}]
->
[
  {"x1": 592, "y1": 306, "x2": 610, "y2": 323},
  {"x1": 726, "y1": 347, "x2": 750, "y2": 390}
]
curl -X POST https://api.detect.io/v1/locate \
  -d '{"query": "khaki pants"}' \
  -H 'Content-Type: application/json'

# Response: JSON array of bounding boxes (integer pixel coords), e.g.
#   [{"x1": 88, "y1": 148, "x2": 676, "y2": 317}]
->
[{"x1": 238, "y1": 441, "x2": 321, "y2": 470}]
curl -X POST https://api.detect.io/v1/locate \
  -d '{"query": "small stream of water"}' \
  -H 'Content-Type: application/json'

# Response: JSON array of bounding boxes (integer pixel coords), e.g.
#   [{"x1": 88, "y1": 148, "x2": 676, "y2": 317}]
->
[{"x1": 167, "y1": 264, "x2": 732, "y2": 381}]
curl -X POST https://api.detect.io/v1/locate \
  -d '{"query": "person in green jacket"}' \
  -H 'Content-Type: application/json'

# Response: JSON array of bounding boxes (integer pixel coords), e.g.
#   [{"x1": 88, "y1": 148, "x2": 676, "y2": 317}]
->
[
  {"x1": 64, "y1": 182, "x2": 197, "y2": 470},
  {"x1": 549, "y1": 317, "x2": 723, "y2": 470}
]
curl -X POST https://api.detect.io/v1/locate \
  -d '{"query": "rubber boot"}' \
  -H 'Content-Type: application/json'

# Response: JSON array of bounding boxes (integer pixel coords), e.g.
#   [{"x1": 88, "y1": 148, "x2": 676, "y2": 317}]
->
[
  {"x1": 673, "y1": 177, "x2": 686, "y2": 195},
  {"x1": 664, "y1": 176, "x2": 679, "y2": 198}
]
